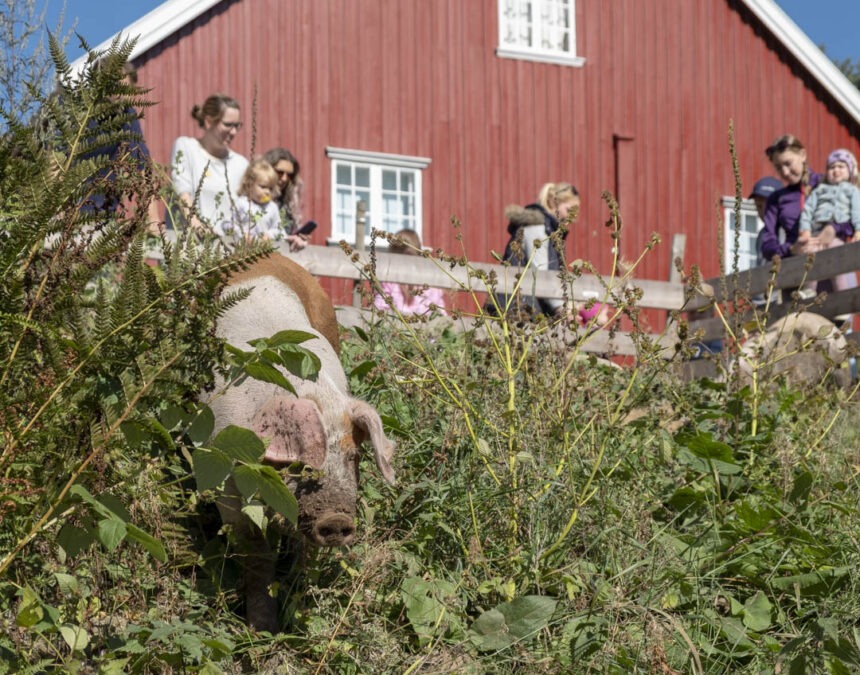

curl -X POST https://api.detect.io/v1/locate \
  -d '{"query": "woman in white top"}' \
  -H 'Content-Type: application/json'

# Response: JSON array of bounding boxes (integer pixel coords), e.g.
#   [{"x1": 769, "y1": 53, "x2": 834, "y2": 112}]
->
[{"x1": 170, "y1": 93, "x2": 249, "y2": 234}]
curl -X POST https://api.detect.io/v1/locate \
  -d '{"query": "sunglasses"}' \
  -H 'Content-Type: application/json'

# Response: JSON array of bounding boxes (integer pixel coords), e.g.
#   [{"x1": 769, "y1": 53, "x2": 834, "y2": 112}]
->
[
  {"x1": 220, "y1": 120, "x2": 243, "y2": 130},
  {"x1": 276, "y1": 169, "x2": 296, "y2": 179}
]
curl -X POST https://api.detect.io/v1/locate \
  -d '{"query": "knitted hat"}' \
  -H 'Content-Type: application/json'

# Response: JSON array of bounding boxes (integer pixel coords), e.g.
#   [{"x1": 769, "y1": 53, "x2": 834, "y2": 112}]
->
[{"x1": 826, "y1": 148, "x2": 857, "y2": 180}]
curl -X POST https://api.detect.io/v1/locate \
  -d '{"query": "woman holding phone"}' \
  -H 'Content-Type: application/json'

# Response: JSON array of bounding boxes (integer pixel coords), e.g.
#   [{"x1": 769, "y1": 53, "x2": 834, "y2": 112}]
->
[{"x1": 263, "y1": 147, "x2": 309, "y2": 251}]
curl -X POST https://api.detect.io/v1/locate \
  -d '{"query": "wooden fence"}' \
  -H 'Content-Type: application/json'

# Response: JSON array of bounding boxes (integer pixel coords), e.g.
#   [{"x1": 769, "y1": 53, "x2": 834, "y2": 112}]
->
[{"x1": 276, "y1": 239, "x2": 860, "y2": 358}]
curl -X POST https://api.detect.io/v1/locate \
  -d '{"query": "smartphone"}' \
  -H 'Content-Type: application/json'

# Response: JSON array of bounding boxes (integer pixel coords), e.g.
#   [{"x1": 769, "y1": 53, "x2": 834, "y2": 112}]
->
[{"x1": 296, "y1": 220, "x2": 317, "y2": 236}]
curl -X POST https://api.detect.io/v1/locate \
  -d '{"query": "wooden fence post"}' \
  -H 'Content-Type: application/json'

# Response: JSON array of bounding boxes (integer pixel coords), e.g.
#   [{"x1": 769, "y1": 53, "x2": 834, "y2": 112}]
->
[{"x1": 352, "y1": 199, "x2": 367, "y2": 308}]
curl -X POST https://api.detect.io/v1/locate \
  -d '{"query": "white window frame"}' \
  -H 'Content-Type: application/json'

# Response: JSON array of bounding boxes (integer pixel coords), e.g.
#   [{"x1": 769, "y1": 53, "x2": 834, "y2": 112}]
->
[
  {"x1": 326, "y1": 147, "x2": 431, "y2": 246},
  {"x1": 496, "y1": 0, "x2": 585, "y2": 67},
  {"x1": 722, "y1": 197, "x2": 764, "y2": 272}
]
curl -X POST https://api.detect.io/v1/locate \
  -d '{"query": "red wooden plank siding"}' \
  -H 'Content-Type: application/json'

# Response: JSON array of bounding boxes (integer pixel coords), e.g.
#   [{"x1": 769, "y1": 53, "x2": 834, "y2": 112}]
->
[{"x1": 129, "y1": 0, "x2": 860, "y2": 311}]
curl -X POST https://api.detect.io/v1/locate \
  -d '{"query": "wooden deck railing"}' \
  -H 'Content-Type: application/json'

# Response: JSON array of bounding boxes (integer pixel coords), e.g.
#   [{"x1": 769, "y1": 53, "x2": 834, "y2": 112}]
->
[{"x1": 276, "y1": 240, "x2": 860, "y2": 357}]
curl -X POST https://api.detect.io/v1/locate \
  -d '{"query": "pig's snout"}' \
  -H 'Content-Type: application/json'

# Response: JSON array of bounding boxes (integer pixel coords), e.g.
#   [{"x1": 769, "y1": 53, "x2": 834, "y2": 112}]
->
[{"x1": 311, "y1": 513, "x2": 355, "y2": 547}]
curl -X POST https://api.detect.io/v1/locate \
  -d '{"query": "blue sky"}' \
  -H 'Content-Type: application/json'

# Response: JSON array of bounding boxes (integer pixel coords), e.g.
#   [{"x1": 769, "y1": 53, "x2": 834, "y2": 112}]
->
[{"x1": 45, "y1": 0, "x2": 860, "y2": 63}]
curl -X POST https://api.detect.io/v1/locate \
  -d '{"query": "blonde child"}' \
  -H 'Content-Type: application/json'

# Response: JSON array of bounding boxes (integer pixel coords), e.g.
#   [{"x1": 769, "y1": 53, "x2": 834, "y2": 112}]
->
[
  {"x1": 217, "y1": 159, "x2": 282, "y2": 240},
  {"x1": 798, "y1": 148, "x2": 860, "y2": 292}
]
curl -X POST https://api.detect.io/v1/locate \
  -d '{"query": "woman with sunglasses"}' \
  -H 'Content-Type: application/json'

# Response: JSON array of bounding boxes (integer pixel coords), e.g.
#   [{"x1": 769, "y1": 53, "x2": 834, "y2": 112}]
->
[
  {"x1": 262, "y1": 147, "x2": 308, "y2": 251},
  {"x1": 170, "y1": 93, "x2": 249, "y2": 234}
]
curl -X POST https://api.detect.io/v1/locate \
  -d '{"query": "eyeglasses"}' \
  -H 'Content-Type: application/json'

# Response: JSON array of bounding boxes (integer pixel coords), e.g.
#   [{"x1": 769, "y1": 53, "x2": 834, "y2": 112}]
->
[{"x1": 220, "y1": 120, "x2": 243, "y2": 130}]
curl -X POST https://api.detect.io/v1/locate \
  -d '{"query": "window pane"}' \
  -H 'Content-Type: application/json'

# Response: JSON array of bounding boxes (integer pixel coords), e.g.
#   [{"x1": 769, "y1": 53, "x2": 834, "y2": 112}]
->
[
  {"x1": 400, "y1": 172, "x2": 415, "y2": 192},
  {"x1": 382, "y1": 170, "x2": 397, "y2": 190},
  {"x1": 383, "y1": 193, "x2": 399, "y2": 216},
  {"x1": 401, "y1": 195, "x2": 414, "y2": 216},
  {"x1": 336, "y1": 164, "x2": 351, "y2": 185},
  {"x1": 355, "y1": 167, "x2": 370, "y2": 188}
]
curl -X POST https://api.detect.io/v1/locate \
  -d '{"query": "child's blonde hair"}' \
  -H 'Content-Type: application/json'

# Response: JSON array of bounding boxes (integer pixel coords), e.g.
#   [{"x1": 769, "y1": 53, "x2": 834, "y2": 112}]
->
[
  {"x1": 238, "y1": 159, "x2": 280, "y2": 200},
  {"x1": 537, "y1": 182, "x2": 579, "y2": 211}
]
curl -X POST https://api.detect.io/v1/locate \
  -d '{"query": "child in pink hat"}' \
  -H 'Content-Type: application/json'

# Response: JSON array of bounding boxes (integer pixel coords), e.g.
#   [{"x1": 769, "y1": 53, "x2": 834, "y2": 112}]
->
[{"x1": 798, "y1": 148, "x2": 860, "y2": 292}]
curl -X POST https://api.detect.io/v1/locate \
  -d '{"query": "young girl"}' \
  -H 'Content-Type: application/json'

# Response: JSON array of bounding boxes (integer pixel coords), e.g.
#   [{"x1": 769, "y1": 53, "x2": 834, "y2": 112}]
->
[
  {"x1": 217, "y1": 159, "x2": 282, "y2": 241},
  {"x1": 799, "y1": 149, "x2": 860, "y2": 243},
  {"x1": 372, "y1": 229, "x2": 447, "y2": 316}
]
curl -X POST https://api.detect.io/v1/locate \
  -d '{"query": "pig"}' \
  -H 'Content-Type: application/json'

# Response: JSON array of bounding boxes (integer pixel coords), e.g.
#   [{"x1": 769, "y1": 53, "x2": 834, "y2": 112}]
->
[
  {"x1": 737, "y1": 311, "x2": 851, "y2": 390},
  {"x1": 208, "y1": 254, "x2": 395, "y2": 632}
]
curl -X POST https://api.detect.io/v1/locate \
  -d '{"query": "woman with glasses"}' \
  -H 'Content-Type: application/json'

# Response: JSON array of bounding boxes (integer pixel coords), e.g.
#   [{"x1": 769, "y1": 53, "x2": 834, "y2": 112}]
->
[
  {"x1": 262, "y1": 147, "x2": 308, "y2": 251},
  {"x1": 169, "y1": 93, "x2": 249, "y2": 234}
]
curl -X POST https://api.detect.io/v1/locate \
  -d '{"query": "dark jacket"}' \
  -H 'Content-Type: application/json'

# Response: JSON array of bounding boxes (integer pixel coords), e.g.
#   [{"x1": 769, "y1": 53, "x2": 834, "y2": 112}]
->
[
  {"x1": 502, "y1": 203, "x2": 566, "y2": 271},
  {"x1": 496, "y1": 202, "x2": 568, "y2": 317}
]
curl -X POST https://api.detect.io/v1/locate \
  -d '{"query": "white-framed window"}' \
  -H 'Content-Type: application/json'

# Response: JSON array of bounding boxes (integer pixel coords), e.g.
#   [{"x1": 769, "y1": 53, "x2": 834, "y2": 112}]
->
[
  {"x1": 326, "y1": 147, "x2": 431, "y2": 244},
  {"x1": 497, "y1": 0, "x2": 584, "y2": 67},
  {"x1": 722, "y1": 197, "x2": 764, "y2": 272}
]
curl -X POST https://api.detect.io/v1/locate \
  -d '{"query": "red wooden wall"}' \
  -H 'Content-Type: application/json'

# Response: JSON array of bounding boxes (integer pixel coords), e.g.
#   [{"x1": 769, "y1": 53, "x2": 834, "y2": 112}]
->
[{"x1": 132, "y1": 0, "x2": 860, "y2": 304}]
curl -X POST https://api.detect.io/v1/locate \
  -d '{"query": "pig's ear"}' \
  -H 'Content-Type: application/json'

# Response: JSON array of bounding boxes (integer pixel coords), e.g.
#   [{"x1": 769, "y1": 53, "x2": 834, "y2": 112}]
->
[
  {"x1": 349, "y1": 400, "x2": 396, "y2": 485},
  {"x1": 251, "y1": 396, "x2": 326, "y2": 469}
]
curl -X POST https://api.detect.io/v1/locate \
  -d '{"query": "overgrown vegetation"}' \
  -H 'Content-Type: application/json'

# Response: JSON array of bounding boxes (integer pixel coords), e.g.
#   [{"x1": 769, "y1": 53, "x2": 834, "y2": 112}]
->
[{"x1": 1, "y1": 40, "x2": 859, "y2": 674}]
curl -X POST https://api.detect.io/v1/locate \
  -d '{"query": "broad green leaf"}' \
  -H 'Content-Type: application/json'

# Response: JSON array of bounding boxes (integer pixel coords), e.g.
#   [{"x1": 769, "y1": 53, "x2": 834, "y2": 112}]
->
[
  {"x1": 249, "y1": 329, "x2": 317, "y2": 348},
  {"x1": 59, "y1": 624, "x2": 90, "y2": 652},
  {"x1": 469, "y1": 608, "x2": 513, "y2": 651},
  {"x1": 99, "y1": 657, "x2": 131, "y2": 675},
  {"x1": 256, "y1": 466, "x2": 298, "y2": 524},
  {"x1": 159, "y1": 404, "x2": 188, "y2": 431},
  {"x1": 789, "y1": 470, "x2": 814, "y2": 505},
  {"x1": 187, "y1": 405, "x2": 215, "y2": 446},
  {"x1": 233, "y1": 464, "x2": 261, "y2": 500},
  {"x1": 244, "y1": 362, "x2": 295, "y2": 393},
  {"x1": 192, "y1": 448, "x2": 233, "y2": 491},
  {"x1": 734, "y1": 500, "x2": 780, "y2": 533},
  {"x1": 469, "y1": 595, "x2": 557, "y2": 652},
  {"x1": 120, "y1": 420, "x2": 149, "y2": 447},
  {"x1": 241, "y1": 504, "x2": 266, "y2": 531},
  {"x1": 275, "y1": 345, "x2": 321, "y2": 380},
  {"x1": 16, "y1": 587, "x2": 43, "y2": 628},
  {"x1": 497, "y1": 595, "x2": 557, "y2": 640},
  {"x1": 70, "y1": 485, "x2": 114, "y2": 521},
  {"x1": 401, "y1": 576, "x2": 457, "y2": 646},
  {"x1": 770, "y1": 566, "x2": 851, "y2": 595},
  {"x1": 349, "y1": 360, "x2": 376, "y2": 380},
  {"x1": 54, "y1": 573, "x2": 79, "y2": 596},
  {"x1": 676, "y1": 431, "x2": 735, "y2": 462},
  {"x1": 97, "y1": 518, "x2": 127, "y2": 551},
  {"x1": 99, "y1": 493, "x2": 132, "y2": 522},
  {"x1": 202, "y1": 637, "x2": 236, "y2": 656},
  {"x1": 57, "y1": 524, "x2": 94, "y2": 558},
  {"x1": 126, "y1": 524, "x2": 167, "y2": 563},
  {"x1": 742, "y1": 592, "x2": 772, "y2": 632},
  {"x1": 211, "y1": 425, "x2": 265, "y2": 463}
]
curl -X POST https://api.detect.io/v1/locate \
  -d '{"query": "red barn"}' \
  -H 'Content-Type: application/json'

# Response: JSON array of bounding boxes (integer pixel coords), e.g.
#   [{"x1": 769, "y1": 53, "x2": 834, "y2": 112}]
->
[{"x1": 77, "y1": 0, "x2": 860, "y2": 296}]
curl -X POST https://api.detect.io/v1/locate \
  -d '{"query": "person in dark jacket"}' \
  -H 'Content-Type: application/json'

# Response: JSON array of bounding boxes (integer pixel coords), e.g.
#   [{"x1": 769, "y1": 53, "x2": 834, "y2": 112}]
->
[
  {"x1": 760, "y1": 134, "x2": 856, "y2": 297},
  {"x1": 493, "y1": 181, "x2": 597, "y2": 320},
  {"x1": 759, "y1": 134, "x2": 854, "y2": 261}
]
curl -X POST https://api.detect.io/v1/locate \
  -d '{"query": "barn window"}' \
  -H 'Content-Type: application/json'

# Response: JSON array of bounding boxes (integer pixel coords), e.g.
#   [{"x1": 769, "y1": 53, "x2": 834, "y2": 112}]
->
[
  {"x1": 326, "y1": 147, "x2": 431, "y2": 245},
  {"x1": 722, "y1": 197, "x2": 765, "y2": 272},
  {"x1": 496, "y1": 0, "x2": 584, "y2": 67}
]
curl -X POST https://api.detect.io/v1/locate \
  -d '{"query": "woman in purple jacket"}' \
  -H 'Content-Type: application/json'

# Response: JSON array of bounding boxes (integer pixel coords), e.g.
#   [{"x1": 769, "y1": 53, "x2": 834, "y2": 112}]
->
[{"x1": 759, "y1": 134, "x2": 854, "y2": 262}]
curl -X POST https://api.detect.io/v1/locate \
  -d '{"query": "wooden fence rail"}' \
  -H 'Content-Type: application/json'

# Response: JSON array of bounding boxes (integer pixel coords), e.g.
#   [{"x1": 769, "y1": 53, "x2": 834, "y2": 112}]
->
[{"x1": 276, "y1": 240, "x2": 860, "y2": 358}]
